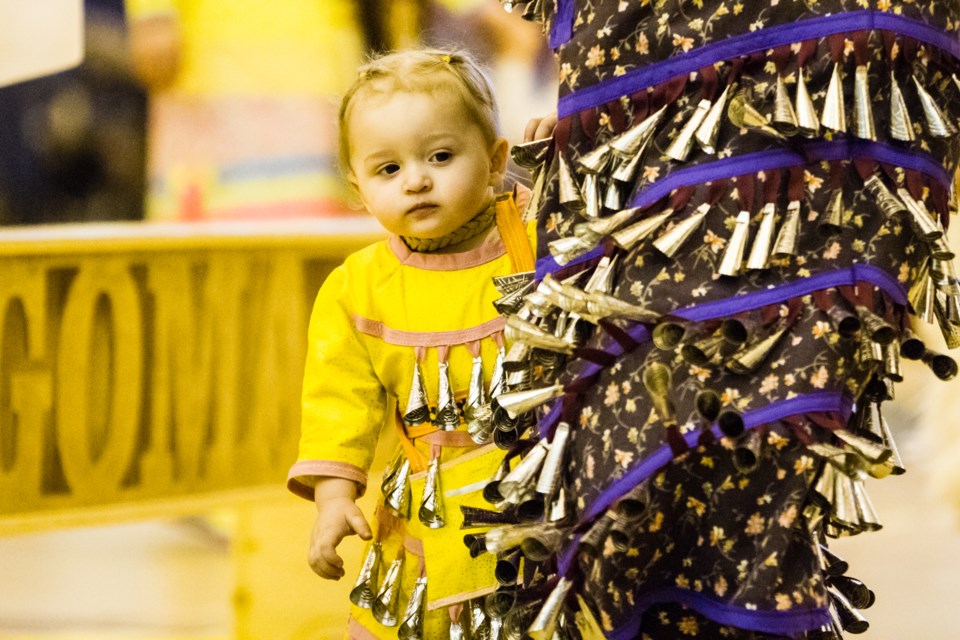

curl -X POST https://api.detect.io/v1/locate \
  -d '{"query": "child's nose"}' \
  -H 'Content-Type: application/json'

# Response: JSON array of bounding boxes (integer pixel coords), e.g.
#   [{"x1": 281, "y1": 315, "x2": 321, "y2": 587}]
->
[{"x1": 403, "y1": 167, "x2": 432, "y2": 193}]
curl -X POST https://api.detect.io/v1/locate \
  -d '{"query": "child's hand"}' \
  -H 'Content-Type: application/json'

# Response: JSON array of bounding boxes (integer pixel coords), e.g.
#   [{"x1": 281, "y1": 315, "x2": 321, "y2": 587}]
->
[
  {"x1": 524, "y1": 111, "x2": 558, "y2": 142},
  {"x1": 308, "y1": 478, "x2": 372, "y2": 580}
]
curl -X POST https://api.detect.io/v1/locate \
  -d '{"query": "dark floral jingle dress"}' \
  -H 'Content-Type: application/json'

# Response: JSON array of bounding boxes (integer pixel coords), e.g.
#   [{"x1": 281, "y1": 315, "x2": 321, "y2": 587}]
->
[{"x1": 451, "y1": 1, "x2": 960, "y2": 639}]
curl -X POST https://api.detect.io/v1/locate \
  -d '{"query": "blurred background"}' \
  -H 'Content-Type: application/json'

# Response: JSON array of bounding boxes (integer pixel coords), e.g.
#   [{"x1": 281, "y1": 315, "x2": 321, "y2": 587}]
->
[{"x1": 1, "y1": 1, "x2": 959, "y2": 639}]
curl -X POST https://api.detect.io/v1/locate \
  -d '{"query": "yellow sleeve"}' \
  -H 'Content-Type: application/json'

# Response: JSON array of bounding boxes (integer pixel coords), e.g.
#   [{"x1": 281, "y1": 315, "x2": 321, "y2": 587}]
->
[
  {"x1": 287, "y1": 264, "x2": 388, "y2": 500},
  {"x1": 124, "y1": 0, "x2": 177, "y2": 19}
]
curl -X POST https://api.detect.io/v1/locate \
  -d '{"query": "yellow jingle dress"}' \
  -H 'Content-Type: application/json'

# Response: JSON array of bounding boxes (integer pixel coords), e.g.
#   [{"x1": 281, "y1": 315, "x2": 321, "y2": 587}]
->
[{"x1": 287, "y1": 195, "x2": 535, "y2": 639}]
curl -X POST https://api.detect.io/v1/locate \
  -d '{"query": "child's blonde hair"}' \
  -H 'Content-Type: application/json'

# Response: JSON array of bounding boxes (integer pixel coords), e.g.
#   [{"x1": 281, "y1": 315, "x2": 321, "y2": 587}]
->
[{"x1": 338, "y1": 48, "x2": 502, "y2": 176}]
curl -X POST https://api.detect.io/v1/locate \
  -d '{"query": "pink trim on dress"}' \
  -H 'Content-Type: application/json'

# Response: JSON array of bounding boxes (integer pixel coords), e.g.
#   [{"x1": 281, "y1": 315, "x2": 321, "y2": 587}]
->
[
  {"x1": 387, "y1": 233, "x2": 506, "y2": 271},
  {"x1": 347, "y1": 617, "x2": 381, "y2": 640},
  {"x1": 352, "y1": 314, "x2": 506, "y2": 348},
  {"x1": 286, "y1": 460, "x2": 368, "y2": 501}
]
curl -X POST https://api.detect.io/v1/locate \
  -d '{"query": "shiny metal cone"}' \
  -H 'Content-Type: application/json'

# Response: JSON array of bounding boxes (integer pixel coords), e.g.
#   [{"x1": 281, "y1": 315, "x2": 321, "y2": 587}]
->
[
  {"x1": 834, "y1": 428, "x2": 892, "y2": 464},
  {"x1": 855, "y1": 306, "x2": 896, "y2": 345},
  {"x1": 519, "y1": 524, "x2": 566, "y2": 562},
  {"x1": 383, "y1": 457, "x2": 412, "y2": 517},
  {"x1": 381, "y1": 448, "x2": 406, "y2": 494},
  {"x1": 350, "y1": 541, "x2": 382, "y2": 608},
  {"x1": 485, "y1": 523, "x2": 542, "y2": 554},
  {"x1": 795, "y1": 69, "x2": 820, "y2": 137},
  {"x1": 575, "y1": 206, "x2": 641, "y2": 243},
  {"x1": 908, "y1": 269, "x2": 935, "y2": 324},
  {"x1": 547, "y1": 234, "x2": 593, "y2": 266},
  {"x1": 493, "y1": 279, "x2": 535, "y2": 316},
  {"x1": 652, "y1": 202, "x2": 710, "y2": 257},
  {"x1": 850, "y1": 474, "x2": 882, "y2": 531},
  {"x1": 680, "y1": 329, "x2": 726, "y2": 366},
  {"x1": 467, "y1": 598, "x2": 490, "y2": 640},
  {"x1": 611, "y1": 143, "x2": 645, "y2": 182},
  {"x1": 642, "y1": 362, "x2": 677, "y2": 426},
  {"x1": 582, "y1": 172, "x2": 602, "y2": 219},
  {"x1": 746, "y1": 202, "x2": 777, "y2": 270},
  {"x1": 929, "y1": 234, "x2": 956, "y2": 260},
  {"x1": 493, "y1": 549, "x2": 522, "y2": 586},
  {"x1": 511, "y1": 138, "x2": 551, "y2": 169},
  {"x1": 372, "y1": 554, "x2": 405, "y2": 626},
  {"x1": 536, "y1": 421, "x2": 570, "y2": 496},
  {"x1": 603, "y1": 178, "x2": 622, "y2": 211},
  {"x1": 817, "y1": 189, "x2": 844, "y2": 237},
  {"x1": 436, "y1": 361, "x2": 461, "y2": 431},
  {"x1": 830, "y1": 470, "x2": 861, "y2": 531},
  {"x1": 695, "y1": 84, "x2": 731, "y2": 153},
  {"x1": 505, "y1": 316, "x2": 575, "y2": 354},
  {"x1": 695, "y1": 388, "x2": 722, "y2": 423},
  {"x1": 889, "y1": 72, "x2": 916, "y2": 142},
  {"x1": 611, "y1": 207, "x2": 674, "y2": 250},
  {"x1": 830, "y1": 575, "x2": 874, "y2": 610},
  {"x1": 493, "y1": 271, "x2": 535, "y2": 296},
  {"x1": 913, "y1": 74, "x2": 957, "y2": 138},
  {"x1": 921, "y1": 348, "x2": 958, "y2": 380},
  {"x1": 725, "y1": 323, "x2": 788, "y2": 374},
  {"x1": 773, "y1": 74, "x2": 799, "y2": 135},
  {"x1": 548, "y1": 485, "x2": 569, "y2": 523},
  {"x1": 466, "y1": 356, "x2": 494, "y2": 444},
  {"x1": 813, "y1": 461, "x2": 838, "y2": 506},
  {"x1": 717, "y1": 209, "x2": 751, "y2": 276},
  {"x1": 498, "y1": 439, "x2": 550, "y2": 502},
  {"x1": 853, "y1": 65, "x2": 876, "y2": 141},
  {"x1": 610, "y1": 105, "x2": 667, "y2": 157},
  {"x1": 402, "y1": 361, "x2": 431, "y2": 427},
  {"x1": 825, "y1": 300, "x2": 860, "y2": 338},
  {"x1": 574, "y1": 594, "x2": 606, "y2": 640},
  {"x1": 525, "y1": 577, "x2": 573, "y2": 640},
  {"x1": 488, "y1": 346, "x2": 506, "y2": 399},
  {"x1": 827, "y1": 583, "x2": 870, "y2": 633},
  {"x1": 899, "y1": 328, "x2": 926, "y2": 360},
  {"x1": 856, "y1": 337, "x2": 883, "y2": 369},
  {"x1": 578, "y1": 511, "x2": 616, "y2": 555},
  {"x1": 577, "y1": 141, "x2": 614, "y2": 175},
  {"x1": 882, "y1": 341, "x2": 903, "y2": 382},
  {"x1": 863, "y1": 174, "x2": 906, "y2": 219},
  {"x1": 558, "y1": 153, "x2": 584, "y2": 210},
  {"x1": 496, "y1": 384, "x2": 565, "y2": 420},
  {"x1": 584, "y1": 253, "x2": 618, "y2": 295},
  {"x1": 772, "y1": 200, "x2": 801, "y2": 257},
  {"x1": 728, "y1": 90, "x2": 785, "y2": 139},
  {"x1": 897, "y1": 188, "x2": 943, "y2": 241},
  {"x1": 583, "y1": 291, "x2": 658, "y2": 324},
  {"x1": 418, "y1": 457, "x2": 445, "y2": 529},
  {"x1": 733, "y1": 429, "x2": 763, "y2": 474},
  {"x1": 664, "y1": 99, "x2": 712, "y2": 161},
  {"x1": 860, "y1": 401, "x2": 905, "y2": 475},
  {"x1": 652, "y1": 320, "x2": 686, "y2": 351},
  {"x1": 397, "y1": 576, "x2": 428, "y2": 640},
  {"x1": 822, "y1": 62, "x2": 847, "y2": 133}
]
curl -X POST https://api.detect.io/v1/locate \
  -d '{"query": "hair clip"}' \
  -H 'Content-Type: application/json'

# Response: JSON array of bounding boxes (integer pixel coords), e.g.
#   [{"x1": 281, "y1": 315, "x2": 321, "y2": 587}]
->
[{"x1": 441, "y1": 54, "x2": 452, "y2": 63}]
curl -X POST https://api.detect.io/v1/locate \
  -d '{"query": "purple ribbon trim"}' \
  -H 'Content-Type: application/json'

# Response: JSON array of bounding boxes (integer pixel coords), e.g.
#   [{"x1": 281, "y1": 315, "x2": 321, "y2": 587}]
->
[
  {"x1": 608, "y1": 587, "x2": 833, "y2": 639},
  {"x1": 558, "y1": 9, "x2": 960, "y2": 117},
  {"x1": 549, "y1": 0, "x2": 575, "y2": 48}
]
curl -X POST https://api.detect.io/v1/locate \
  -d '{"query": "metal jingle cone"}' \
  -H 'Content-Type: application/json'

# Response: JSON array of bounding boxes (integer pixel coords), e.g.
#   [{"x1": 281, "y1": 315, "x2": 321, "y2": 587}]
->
[
  {"x1": 397, "y1": 576, "x2": 428, "y2": 640},
  {"x1": 862, "y1": 174, "x2": 906, "y2": 219},
  {"x1": 547, "y1": 234, "x2": 593, "y2": 266},
  {"x1": 817, "y1": 189, "x2": 844, "y2": 238},
  {"x1": 642, "y1": 362, "x2": 677, "y2": 426},
  {"x1": 733, "y1": 429, "x2": 763, "y2": 474},
  {"x1": 830, "y1": 575, "x2": 875, "y2": 610},
  {"x1": 511, "y1": 138, "x2": 552, "y2": 169},
  {"x1": 772, "y1": 74, "x2": 799, "y2": 135},
  {"x1": 834, "y1": 428, "x2": 892, "y2": 465},
  {"x1": 652, "y1": 202, "x2": 710, "y2": 257},
  {"x1": 899, "y1": 328, "x2": 926, "y2": 360},
  {"x1": 583, "y1": 253, "x2": 618, "y2": 295},
  {"x1": 536, "y1": 421, "x2": 571, "y2": 496},
  {"x1": 908, "y1": 270, "x2": 935, "y2": 324},
  {"x1": 728, "y1": 90, "x2": 785, "y2": 139},
  {"x1": 813, "y1": 461, "x2": 838, "y2": 506},
  {"x1": 820, "y1": 543, "x2": 850, "y2": 577},
  {"x1": 494, "y1": 271, "x2": 536, "y2": 297},
  {"x1": 930, "y1": 235, "x2": 956, "y2": 261},
  {"x1": 582, "y1": 172, "x2": 602, "y2": 219},
  {"x1": 913, "y1": 74, "x2": 957, "y2": 138},
  {"x1": 827, "y1": 584, "x2": 870, "y2": 633},
  {"x1": 449, "y1": 617, "x2": 466, "y2": 640},
  {"x1": 610, "y1": 105, "x2": 667, "y2": 157},
  {"x1": 496, "y1": 384, "x2": 565, "y2": 420},
  {"x1": 578, "y1": 511, "x2": 616, "y2": 556},
  {"x1": 652, "y1": 320, "x2": 686, "y2": 351},
  {"x1": 506, "y1": 316, "x2": 575, "y2": 355},
  {"x1": 558, "y1": 153, "x2": 584, "y2": 210},
  {"x1": 548, "y1": 485, "x2": 569, "y2": 523},
  {"x1": 603, "y1": 178, "x2": 622, "y2": 211},
  {"x1": 466, "y1": 356, "x2": 495, "y2": 444},
  {"x1": 403, "y1": 360, "x2": 431, "y2": 427},
  {"x1": 664, "y1": 99, "x2": 712, "y2": 162},
  {"x1": 372, "y1": 553, "x2": 405, "y2": 626},
  {"x1": 717, "y1": 209, "x2": 751, "y2": 276},
  {"x1": 436, "y1": 361, "x2": 461, "y2": 431},
  {"x1": 485, "y1": 523, "x2": 542, "y2": 554},
  {"x1": 467, "y1": 598, "x2": 491, "y2": 640},
  {"x1": 504, "y1": 366, "x2": 531, "y2": 391},
  {"x1": 695, "y1": 83, "x2": 732, "y2": 153},
  {"x1": 611, "y1": 208, "x2": 674, "y2": 250},
  {"x1": 519, "y1": 524, "x2": 566, "y2": 562},
  {"x1": 830, "y1": 470, "x2": 861, "y2": 532},
  {"x1": 856, "y1": 337, "x2": 883, "y2": 369},
  {"x1": 795, "y1": 69, "x2": 820, "y2": 137},
  {"x1": 680, "y1": 329, "x2": 726, "y2": 366},
  {"x1": 850, "y1": 474, "x2": 882, "y2": 531},
  {"x1": 494, "y1": 280, "x2": 536, "y2": 316},
  {"x1": 611, "y1": 142, "x2": 645, "y2": 183},
  {"x1": 525, "y1": 577, "x2": 573, "y2": 640},
  {"x1": 855, "y1": 306, "x2": 896, "y2": 345},
  {"x1": 725, "y1": 322, "x2": 789, "y2": 375},
  {"x1": 499, "y1": 439, "x2": 551, "y2": 502},
  {"x1": 859, "y1": 401, "x2": 905, "y2": 475},
  {"x1": 583, "y1": 290, "x2": 659, "y2": 324},
  {"x1": 577, "y1": 141, "x2": 614, "y2": 175},
  {"x1": 822, "y1": 62, "x2": 847, "y2": 133},
  {"x1": 882, "y1": 341, "x2": 903, "y2": 382},
  {"x1": 494, "y1": 548, "x2": 522, "y2": 586},
  {"x1": 349, "y1": 540, "x2": 382, "y2": 608},
  {"x1": 503, "y1": 341, "x2": 530, "y2": 374},
  {"x1": 418, "y1": 456, "x2": 446, "y2": 529},
  {"x1": 772, "y1": 200, "x2": 802, "y2": 257},
  {"x1": 889, "y1": 72, "x2": 916, "y2": 142},
  {"x1": 746, "y1": 202, "x2": 777, "y2": 270},
  {"x1": 717, "y1": 409, "x2": 745, "y2": 438},
  {"x1": 575, "y1": 206, "x2": 641, "y2": 243},
  {"x1": 520, "y1": 0, "x2": 542, "y2": 20},
  {"x1": 574, "y1": 594, "x2": 606, "y2": 640},
  {"x1": 526, "y1": 166, "x2": 546, "y2": 220},
  {"x1": 383, "y1": 457, "x2": 412, "y2": 517},
  {"x1": 484, "y1": 459, "x2": 511, "y2": 504},
  {"x1": 695, "y1": 388, "x2": 722, "y2": 423},
  {"x1": 853, "y1": 65, "x2": 876, "y2": 141},
  {"x1": 920, "y1": 348, "x2": 958, "y2": 381},
  {"x1": 381, "y1": 448, "x2": 406, "y2": 494},
  {"x1": 896, "y1": 188, "x2": 943, "y2": 241}
]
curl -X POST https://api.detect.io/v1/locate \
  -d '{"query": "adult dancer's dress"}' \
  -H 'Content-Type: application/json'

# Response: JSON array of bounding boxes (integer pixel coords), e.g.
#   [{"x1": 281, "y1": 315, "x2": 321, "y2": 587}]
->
[{"x1": 470, "y1": 1, "x2": 960, "y2": 638}]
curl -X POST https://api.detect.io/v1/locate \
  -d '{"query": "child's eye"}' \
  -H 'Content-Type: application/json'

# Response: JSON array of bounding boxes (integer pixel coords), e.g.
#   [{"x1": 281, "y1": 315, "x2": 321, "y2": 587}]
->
[
  {"x1": 431, "y1": 151, "x2": 452, "y2": 163},
  {"x1": 378, "y1": 164, "x2": 400, "y2": 175}
]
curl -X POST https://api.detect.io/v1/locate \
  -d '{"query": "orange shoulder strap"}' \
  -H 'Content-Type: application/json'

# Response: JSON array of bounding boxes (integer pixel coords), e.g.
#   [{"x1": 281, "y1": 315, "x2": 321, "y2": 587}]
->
[{"x1": 494, "y1": 193, "x2": 535, "y2": 274}]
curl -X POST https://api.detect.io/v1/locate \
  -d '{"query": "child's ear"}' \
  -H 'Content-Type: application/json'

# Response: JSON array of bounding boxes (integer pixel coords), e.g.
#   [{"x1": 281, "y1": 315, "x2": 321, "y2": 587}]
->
[{"x1": 488, "y1": 137, "x2": 510, "y2": 187}]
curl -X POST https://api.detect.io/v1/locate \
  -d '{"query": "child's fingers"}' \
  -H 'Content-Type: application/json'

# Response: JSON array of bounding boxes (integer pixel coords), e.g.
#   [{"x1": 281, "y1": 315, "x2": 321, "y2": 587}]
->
[
  {"x1": 309, "y1": 539, "x2": 346, "y2": 580},
  {"x1": 347, "y1": 510, "x2": 373, "y2": 540}
]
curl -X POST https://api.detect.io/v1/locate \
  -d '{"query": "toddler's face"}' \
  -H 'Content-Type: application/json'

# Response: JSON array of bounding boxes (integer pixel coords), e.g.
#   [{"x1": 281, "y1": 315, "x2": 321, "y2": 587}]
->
[{"x1": 347, "y1": 90, "x2": 507, "y2": 242}]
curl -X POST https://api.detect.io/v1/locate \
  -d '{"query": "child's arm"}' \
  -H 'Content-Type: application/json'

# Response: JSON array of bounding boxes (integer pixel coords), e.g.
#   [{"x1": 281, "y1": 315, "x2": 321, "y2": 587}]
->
[{"x1": 308, "y1": 477, "x2": 373, "y2": 580}]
